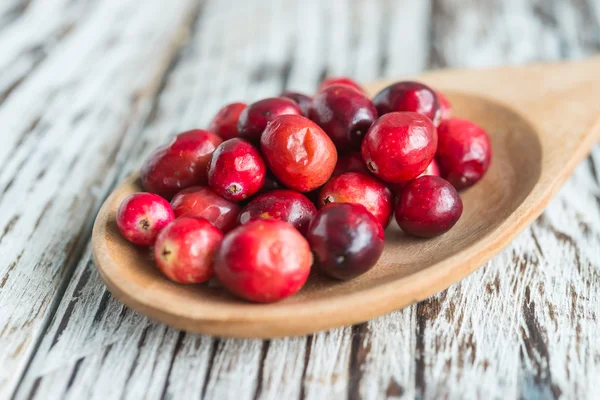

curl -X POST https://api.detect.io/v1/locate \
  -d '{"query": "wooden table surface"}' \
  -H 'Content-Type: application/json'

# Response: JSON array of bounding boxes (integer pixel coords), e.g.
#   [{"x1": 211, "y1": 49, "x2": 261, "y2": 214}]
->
[{"x1": 1, "y1": 0, "x2": 599, "y2": 399}]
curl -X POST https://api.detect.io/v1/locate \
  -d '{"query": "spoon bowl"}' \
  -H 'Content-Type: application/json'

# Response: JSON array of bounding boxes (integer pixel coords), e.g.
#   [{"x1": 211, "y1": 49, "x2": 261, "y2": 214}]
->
[{"x1": 93, "y1": 57, "x2": 600, "y2": 337}]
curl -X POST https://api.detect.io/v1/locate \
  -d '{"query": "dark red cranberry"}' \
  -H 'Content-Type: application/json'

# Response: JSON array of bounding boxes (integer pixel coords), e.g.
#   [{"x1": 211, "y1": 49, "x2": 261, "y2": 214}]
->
[
  {"x1": 333, "y1": 152, "x2": 369, "y2": 176},
  {"x1": 436, "y1": 118, "x2": 492, "y2": 190},
  {"x1": 307, "y1": 203, "x2": 384, "y2": 280},
  {"x1": 361, "y1": 112, "x2": 437, "y2": 182},
  {"x1": 116, "y1": 193, "x2": 175, "y2": 246},
  {"x1": 214, "y1": 220, "x2": 312, "y2": 302},
  {"x1": 395, "y1": 176, "x2": 463, "y2": 238},
  {"x1": 259, "y1": 172, "x2": 286, "y2": 193},
  {"x1": 237, "y1": 97, "x2": 302, "y2": 142},
  {"x1": 171, "y1": 186, "x2": 240, "y2": 233},
  {"x1": 309, "y1": 85, "x2": 377, "y2": 152},
  {"x1": 318, "y1": 77, "x2": 365, "y2": 94},
  {"x1": 207, "y1": 138, "x2": 266, "y2": 201},
  {"x1": 389, "y1": 159, "x2": 441, "y2": 194},
  {"x1": 141, "y1": 130, "x2": 222, "y2": 199},
  {"x1": 437, "y1": 91, "x2": 452, "y2": 121},
  {"x1": 280, "y1": 91, "x2": 312, "y2": 117},
  {"x1": 318, "y1": 172, "x2": 393, "y2": 228},
  {"x1": 208, "y1": 102, "x2": 247, "y2": 140},
  {"x1": 261, "y1": 114, "x2": 337, "y2": 192},
  {"x1": 238, "y1": 190, "x2": 317, "y2": 235},
  {"x1": 373, "y1": 81, "x2": 440, "y2": 124},
  {"x1": 154, "y1": 217, "x2": 224, "y2": 284}
]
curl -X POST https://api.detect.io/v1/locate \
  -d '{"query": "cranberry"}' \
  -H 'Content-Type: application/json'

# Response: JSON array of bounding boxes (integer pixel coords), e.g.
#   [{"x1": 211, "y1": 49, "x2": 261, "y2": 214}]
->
[
  {"x1": 280, "y1": 91, "x2": 312, "y2": 117},
  {"x1": 171, "y1": 186, "x2": 240, "y2": 233},
  {"x1": 214, "y1": 220, "x2": 312, "y2": 302},
  {"x1": 437, "y1": 91, "x2": 452, "y2": 121},
  {"x1": 116, "y1": 193, "x2": 175, "y2": 246},
  {"x1": 238, "y1": 190, "x2": 317, "y2": 235},
  {"x1": 261, "y1": 114, "x2": 337, "y2": 192},
  {"x1": 237, "y1": 97, "x2": 302, "y2": 142},
  {"x1": 207, "y1": 138, "x2": 266, "y2": 201},
  {"x1": 318, "y1": 77, "x2": 365, "y2": 94},
  {"x1": 154, "y1": 217, "x2": 224, "y2": 284},
  {"x1": 333, "y1": 152, "x2": 369, "y2": 176},
  {"x1": 208, "y1": 102, "x2": 247, "y2": 140},
  {"x1": 318, "y1": 172, "x2": 393, "y2": 228},
  {"x1": 307, "y1": 203, "x2": 384, "y2": 280},
  {"x1": 389, "y1": 159, "x2": 441, "y2": 194},
  {"x1": 260, "y1": 172, "x2": 286, "y2": 193},
  {"x1": 361, "y1": 112, "x2": 437, "y2": 182},
  {"x1": 141, "y1": 130, "x2": 222, "y2": 199},
  {"x1": 309, "y1": 85, "x2": 377, "y2": 152},
  {"x1": 373, "y1": 81, "x2": 440, "y2": 124},
  {"x1": 395, "y1": 176, "x2": 463, "y2": 238},
  {"x1": 436, "y1": 117, "x2": 492, "y2": 190}
]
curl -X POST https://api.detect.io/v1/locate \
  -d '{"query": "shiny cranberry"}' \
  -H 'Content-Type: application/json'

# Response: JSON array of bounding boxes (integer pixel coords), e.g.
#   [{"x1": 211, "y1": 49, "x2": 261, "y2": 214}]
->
[
  {"x1": 389, "y1": 159, "x2": 441, "y2": 194},
  {"x1": 373, "y1": 81, "x2": 440, "y2": 124},
  {"x1": 141, "y1": 130, "x2": 222, "y2": 199},
  {"x1": 116, "y1": 193, "x2": 174, "y2": 246},
  {"x1": 208, "y1": 102, "x2": 246, "y2": 140},
  {"x1": 238, "y1": 190, "x2": 317, "y2": 235},
  {"x1": 261, "y1": 114, "x2": 337, "y2": 192},
  {"x1": 237, "y1": 97, "x2": 302, "y2": 142},
  {"x1": 437, "y1": 91, "x2": 452, "y2": 121},
  {"x1": 362, "y1": 112, "x2": 437, "y2": 182},
  {"x1": 154, "y1": 217, "x2": 223, "y2": 284},
  {"x1": 307, "y1": 203, "x2": 384, "y2": 280},
  {"x1": 395, "y1": 176, "x2": 463, "y2": 238},
  {"x1": 318, "y1": 77, "x2": 365, "y2": 94},
  {"x1": 207, "y1": 138, "x2": 266, "y2": 201},
  {"x1": 309, "y1": 85, "x2": 377, "y2": 152},
  {"x1": 333, "y1": 152, "x2": 369, "y2": 176},
  {"x1": 280, "y1": 91, "x2": 312, "y2": 117},
  {"x1": 214, "y1": 220, "x2": 312, "y2": 302},
  {"x1": 318, "y1": 172, "x2": 393, "y2": 228},
  {"x1": 171, "y1": 186, "x2": 240, "y2": 233},
  {"x1": 437, "y1": 118, "x2": 492, "y2": 190}
]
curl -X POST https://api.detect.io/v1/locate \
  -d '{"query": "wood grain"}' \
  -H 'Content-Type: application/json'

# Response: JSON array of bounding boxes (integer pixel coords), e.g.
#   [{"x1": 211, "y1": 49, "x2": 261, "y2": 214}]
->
[{"x1": 3, "y1": 0, "x2": 600, "y2": 399}]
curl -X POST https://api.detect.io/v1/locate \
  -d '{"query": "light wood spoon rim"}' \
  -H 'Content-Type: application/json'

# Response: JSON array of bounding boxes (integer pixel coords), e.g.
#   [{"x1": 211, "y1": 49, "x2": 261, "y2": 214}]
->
[{"x1": 93, "y1": 57, "x2": 600, "y2": 337}]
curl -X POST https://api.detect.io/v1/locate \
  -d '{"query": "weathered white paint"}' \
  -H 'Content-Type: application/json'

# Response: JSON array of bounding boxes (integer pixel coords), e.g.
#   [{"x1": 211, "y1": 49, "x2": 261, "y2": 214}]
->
[{"x1": 2, "y1": 0, "x2": 600, "y2": 399}]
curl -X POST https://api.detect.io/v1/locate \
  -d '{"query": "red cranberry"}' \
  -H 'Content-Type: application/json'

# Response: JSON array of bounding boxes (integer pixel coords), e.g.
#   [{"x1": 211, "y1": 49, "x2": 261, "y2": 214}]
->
[
  {"x1": 207, "y1": 138, "x2": 266, "y2": 201},
  {"x1": 238, "y1": 190, "x2": 317, "y2": 235},
  {"x1": 261, "y1": 114, "x2": 337, "y2": 192},
  {"x1": 116, "y1": 193, "x2": 175, "y2": 246},
  {"x1": 154, "y1": 217, "x2": 224, "y2": 284},
  {"x1": 333, "y1": 152, "x2": 369, "y2": 176},
  {"x1": 214, "y1": 220, "x2": 312, "y2": 302},
  {"x1": 361, "y1": 112, "x2": 437, "y2": 182},
  {"x1": 318, "y1": 77, "x2": 365, "y2": 94},
  {"x1": 307, "y1": 203, "x2": 384, "y2": 280},
  {"x1": 141, "y1": 130, "x2": 222, "y2": 199},
  {"x1": 259, "y1": 172, "x2": 286, "y2": 193},
  {"x1": 436, "y1": 91, "x2": 452, "y2": 121},
  {"x1": 395, "y1": 176, "x2": 463, "y2": 238},
  {"x1": 171, "y1": 186, "x2": 240, "y2": 233},
  {"x1": 280, "y1": 91, "x2": 312, "y2": 117},
  {"x1": 389, "y1": 159, "x2": 441, "y2": 194},
  {"x1": 208, "y1": 102, "x2": 247, "y2": 140},
  {"x1": 436, "y1": 118, "x2": 492, "y2": 190},
  {"x1": 309, "y1": 85, "x2": 377, "y2": 152},
  {"x1": 237, "y1": 97, "x2": 302, "y2": 142},
  {"x1": 373, "y1": 81, "x2": 440, "y2": 124},
  {"x1": 318, "y1": 172, "x2": 393, "y2": 228}
]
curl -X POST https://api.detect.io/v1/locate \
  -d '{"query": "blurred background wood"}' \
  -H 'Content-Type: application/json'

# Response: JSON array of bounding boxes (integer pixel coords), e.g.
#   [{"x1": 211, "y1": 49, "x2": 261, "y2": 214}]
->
[{"x1": 0, "y1": 0, "x2": 599, "y2": 399}]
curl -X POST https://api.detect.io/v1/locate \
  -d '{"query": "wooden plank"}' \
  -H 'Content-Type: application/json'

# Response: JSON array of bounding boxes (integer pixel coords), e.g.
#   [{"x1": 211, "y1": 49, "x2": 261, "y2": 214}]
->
[
  {"x1": 0, "y1": 0, "x2": 199, "y2": 397},
  {"x1": 410, "y1": 1, "x2": 600, "y2": 399}
]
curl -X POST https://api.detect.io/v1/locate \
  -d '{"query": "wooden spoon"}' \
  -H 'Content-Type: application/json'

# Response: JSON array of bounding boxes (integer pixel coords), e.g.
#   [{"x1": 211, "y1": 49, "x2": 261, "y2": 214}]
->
[{"x1": 92, "y1": 56, "x2": 600, "y2": 338}]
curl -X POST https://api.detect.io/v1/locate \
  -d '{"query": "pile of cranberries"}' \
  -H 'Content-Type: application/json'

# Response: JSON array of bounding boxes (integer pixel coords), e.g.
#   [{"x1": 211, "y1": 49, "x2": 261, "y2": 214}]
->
[{"x1": 116, "y1": 78, "x2": 491, "y2": 303}]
